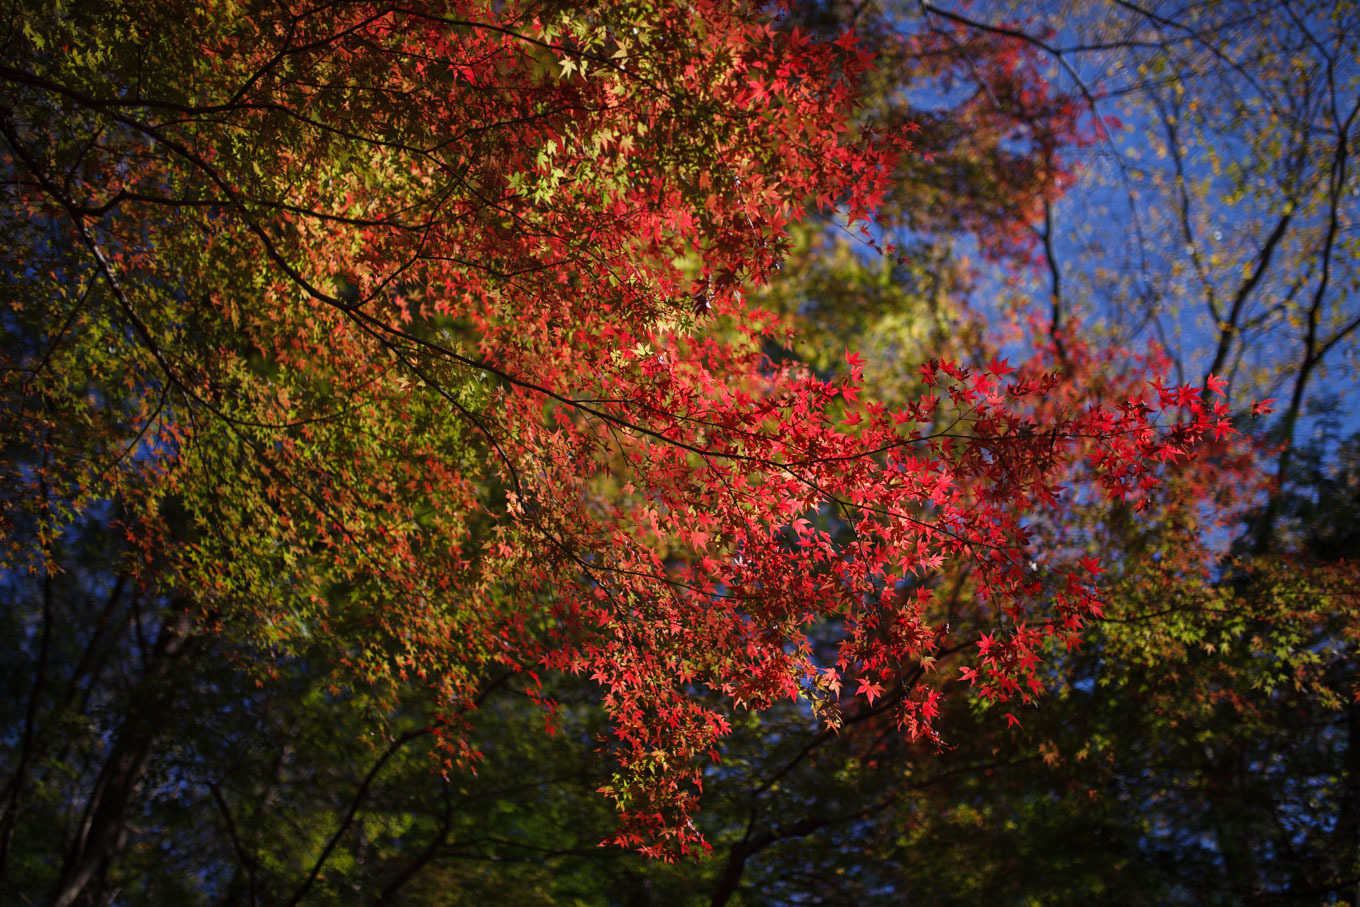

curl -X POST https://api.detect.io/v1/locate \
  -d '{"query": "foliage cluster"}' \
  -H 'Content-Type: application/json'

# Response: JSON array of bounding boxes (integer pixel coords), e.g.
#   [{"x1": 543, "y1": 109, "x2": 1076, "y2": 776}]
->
[{"x1": 2, "y1": 1, "x2": 1357, "y2": 904}]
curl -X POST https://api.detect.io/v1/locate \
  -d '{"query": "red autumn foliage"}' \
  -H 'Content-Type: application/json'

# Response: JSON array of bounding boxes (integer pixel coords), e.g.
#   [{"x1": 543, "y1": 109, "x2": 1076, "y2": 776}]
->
[{"x1": 0, "y1": 0, "x2": 1247, "y2": 859}]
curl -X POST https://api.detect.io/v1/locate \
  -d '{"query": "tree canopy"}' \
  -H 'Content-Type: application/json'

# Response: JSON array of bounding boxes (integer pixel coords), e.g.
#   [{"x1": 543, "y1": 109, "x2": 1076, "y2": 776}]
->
[{"x1": 2, "y1": 1, "x2": 1356, "y2": 904}]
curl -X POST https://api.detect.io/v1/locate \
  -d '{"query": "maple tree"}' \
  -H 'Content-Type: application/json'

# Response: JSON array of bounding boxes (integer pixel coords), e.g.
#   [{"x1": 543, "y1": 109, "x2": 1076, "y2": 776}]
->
[
  {"x1": 0, "y1": 0, "x2": 1269, "y2": 903},
  {"x1": 682, "y1": 3, "x2": 1360, "y2": 904},
  {"x1": 552, "y1": 3, "x2": 1359, "y2": 902}
]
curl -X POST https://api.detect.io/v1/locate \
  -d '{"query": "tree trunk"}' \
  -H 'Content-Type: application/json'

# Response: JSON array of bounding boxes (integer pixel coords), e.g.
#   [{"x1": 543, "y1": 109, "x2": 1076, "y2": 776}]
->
[{"x1": 51, "y1": 607, "x2": 195, "y2": 907}]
